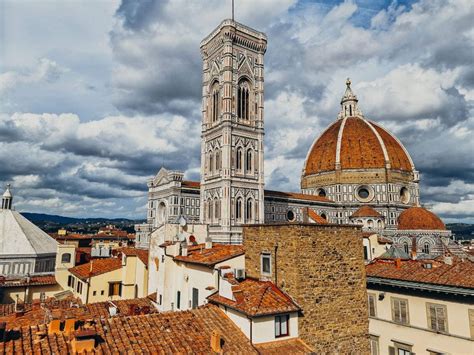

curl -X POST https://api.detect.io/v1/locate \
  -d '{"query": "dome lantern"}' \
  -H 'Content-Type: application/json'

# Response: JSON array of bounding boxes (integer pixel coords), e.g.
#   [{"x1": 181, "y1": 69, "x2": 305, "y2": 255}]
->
[
  {"x1": 1, "y1": 184, "x2": 13, "y2": 210},
  {"x1": 338, "y1": 78, "x2": 363, "y2": 119}
]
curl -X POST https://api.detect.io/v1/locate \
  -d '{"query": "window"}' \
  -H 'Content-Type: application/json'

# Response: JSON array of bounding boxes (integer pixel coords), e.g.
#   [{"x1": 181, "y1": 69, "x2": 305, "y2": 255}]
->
[
  {"x1": 67, "y1": 275, "x2": 74, "y2": 288},
  {"x1": 177, "y1": 291, "x2": 181, "y2": 310},
  {"x1": 358, "y1": 188, "x2": 370, "y2": 199},
  {"x1": 211, "y1": 82, "x2": 219, "y2": 122},
  {"x1": 274, "y1": 314, "x2": 289, "y2": 337},
  {"x1": 235, "y1": 198, "x2": 242, "y2": 221},
  {"x1": 246, "y1": 199, "x2": 253, "y2": 221},
  {"x1": 101, "y1": 290, "x2": 104, "y2": 295},
  {"x1": 368, "y1": 293, "x2": 377, "y2": 317},
  {"x1": 403, "y1": 242, "x2": 409, "y2": 254},
  {"x1": 215, "y1": 150, "x2": 221, "y2": 171},
  {"x1": 287, "y1": 210, "x2": 295, "y2": 222},
  {"x1": 93, "y1": 291, "x2": 97, "y2": 296},
  {"x1": 61, "y1": 253, "x2": 71, "y2": 263},
  {"x1": 427, "y1": 303, "x2": 448, "y2": 333},
  {"x1": 261, "y1": 253, "x2": 271, "y2": 275},
  {"x1": 209, "y1": 153, "x2": 214, "y2": 173},
  {"x1": 77, "y1": 281, "x2": 82, "y2": 294},
  {"x1": 214, "y1": 199, "x2": 220, "y2": 220},
  {"x1": 246, "y1": 149, "x2": 253, "y2": 172},
  {"x1": 317, "y1": 188, "x2": 326, "y2": 197},
  {"x1": 237, "y1": 80, "x2": 250, "y2": 120},
  {"x1": 109, "y1": 282, "x2": 122, "y2": 297},
  {"x1": 192, "y1": 288, "x2": 199, "y2": 309},
  {"x1": 208, "y1": 200, "x2": 213, "y2": 222},
  {"x1": 422, "y1": 242, "x2": 430, "y2": 254},
  {"x1": 369, "y1": 335, "x2": 379, "y2": 355},
  {"x1": 391, "y1": 297, "x2": 409, "y2": 324},
  {"x1": 236, "y1": 148, "x2": 243, "y2": 171}
]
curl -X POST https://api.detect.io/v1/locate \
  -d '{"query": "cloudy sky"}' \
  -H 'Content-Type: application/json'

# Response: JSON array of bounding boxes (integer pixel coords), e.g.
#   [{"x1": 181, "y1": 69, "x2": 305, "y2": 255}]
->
[{"x1": 0, "y1": 0, "x2": 473, "y2": 222}]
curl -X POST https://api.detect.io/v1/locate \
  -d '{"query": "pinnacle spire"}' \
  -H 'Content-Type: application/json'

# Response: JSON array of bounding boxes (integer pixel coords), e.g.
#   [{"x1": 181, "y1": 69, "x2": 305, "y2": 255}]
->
[{"x1": 338, "y1": 78, "x2": 363, "y2": 119}]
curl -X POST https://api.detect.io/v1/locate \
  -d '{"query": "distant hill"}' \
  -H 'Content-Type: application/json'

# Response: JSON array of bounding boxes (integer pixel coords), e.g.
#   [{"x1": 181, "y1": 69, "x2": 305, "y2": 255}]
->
[
  {"x1": 21, "y1": 212, "x2": 139, "y2": 224},
  {"x1": 20, "y1": 212, "x2": 145, "y2": 234},
  {"x1": 447, "y1": 223, "x2": 474, "y2": 241}
]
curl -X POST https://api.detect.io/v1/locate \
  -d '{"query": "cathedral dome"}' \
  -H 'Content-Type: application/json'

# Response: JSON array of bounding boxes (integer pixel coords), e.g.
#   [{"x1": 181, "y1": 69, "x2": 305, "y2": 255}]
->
[
  {"x1": 397, "y1": 207, "x2": 446, "y2": 231},
  {"x1": 301, "y1": 79, "x2": 417, "y2": 195},
  {"x1": 303, "y1": 116, "x2": 413, "y2": 176}
]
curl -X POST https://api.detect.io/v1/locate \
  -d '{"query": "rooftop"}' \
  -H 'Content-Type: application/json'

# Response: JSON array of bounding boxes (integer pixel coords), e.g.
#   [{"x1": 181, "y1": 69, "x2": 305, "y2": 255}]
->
[
  {"x1": 351, "y1": 206, "x2": 382, "y2": 218},
  {"x1": 119, "y1": 247, "x2": 149, "y2": 266},
  {"x1": 306, "y1": 208, "x2": 328, "y2": 224},
  {"x1": 1, "y1": 304, "x2": 257, "y2": 354},
  {"x1": 208, "y1": 278, "x2": 300, "y2": 317},
  {"x1": 0, "y1": 296, "x2": 157, "y2": 329},
  {"x1": 264, "y1": 189, "x2": 332, "y2": 203},
  {"x1": 173, "y1": 243, "x2": 245, "y2": 267},
  {"x1": 0, "y1": 275, "x2": 57, "y2": 288},
  {"x1": 254, "y1": 339, "x2": 313, "y2": 354},
  {"x1": 68, "y1": 257, "x2": 122, "y2": 280},
  {"x1": 366, "y1": 258, "x2": 474, "y2": 289},
  {"x1": 397, "y1": 206, "x2": 446, "y2": 231}
]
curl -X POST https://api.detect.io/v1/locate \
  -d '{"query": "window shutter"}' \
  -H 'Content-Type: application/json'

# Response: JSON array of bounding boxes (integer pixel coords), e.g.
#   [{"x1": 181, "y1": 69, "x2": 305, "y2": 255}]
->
[
  {"x1": 400, "y1": 300, "x2": 408, "y2": 324},
  {"x1": 388, "y1": 346, "x2": 395, "y2": 355}
]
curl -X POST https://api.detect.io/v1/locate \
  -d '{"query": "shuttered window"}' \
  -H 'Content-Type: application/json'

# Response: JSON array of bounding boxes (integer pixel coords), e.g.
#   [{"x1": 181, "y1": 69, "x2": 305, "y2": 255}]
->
[
  {"x1": 426, "y1": 303, "x2": 448, "y2": 333},
  {"x1": 368, "y1": 293, "x2": 377, "y2": 317},
  {"x1": 391, "y1": 297, "x2": 409, "y2": 324}
]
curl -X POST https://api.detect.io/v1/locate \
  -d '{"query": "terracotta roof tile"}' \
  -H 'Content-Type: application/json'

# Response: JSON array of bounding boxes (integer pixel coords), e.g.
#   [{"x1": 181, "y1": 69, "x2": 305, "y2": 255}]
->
[
  {"x1": 181, "y1": 180, "x2": 201, "y2": 189},
  {"x1": 0, "y1": 304, "x2": 257, "y2": 354},
  {"x1": 174, "y1": 243, "x2": 245, "y2": 267},
  {"x1": 68, "y1": 257, "x2": 122, "y2": 280},
  {"x1": 397, "y1": 206, "x2": 446, "y2": 230},
  {"x1": 366, "y1": 258, "x2": 474, "y2": 289},
  {"x1": 264, "y1": 190, "x2": 332, "y2": 203},
  {"x1": 351, "y1": 206, "x2": 382, "y2": 218},
  {"x1": 0, "y1": 297, "x2": 158, "y2": 329},
  {"x1": 208, "y1": 278, "x2": 300, "y2": 317},
  {"x1": 255, "y1": 338, "x2": 313, "y2": 354},
  {"x1": 372, "y1": 122, "x2": 411, "y2": 171},
  {"x1": 307, "y1": 208, "x2": 329, "y2": 224},
  {"x1": 0, "y1": 275, "x2": 57, "y2": 288}
]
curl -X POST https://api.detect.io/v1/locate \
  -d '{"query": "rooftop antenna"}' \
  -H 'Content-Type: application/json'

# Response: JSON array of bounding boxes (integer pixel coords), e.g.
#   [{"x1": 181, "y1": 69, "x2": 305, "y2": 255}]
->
[{"x1": 232, "y1": 0, "x2": 235, "y2": 21}]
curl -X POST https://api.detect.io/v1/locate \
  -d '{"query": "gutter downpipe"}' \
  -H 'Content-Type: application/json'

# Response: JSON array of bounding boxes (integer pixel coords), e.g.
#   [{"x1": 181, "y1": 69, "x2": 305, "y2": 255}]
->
[{"x1": 274, "y1": 244, "x2": 278, "y2": 286}]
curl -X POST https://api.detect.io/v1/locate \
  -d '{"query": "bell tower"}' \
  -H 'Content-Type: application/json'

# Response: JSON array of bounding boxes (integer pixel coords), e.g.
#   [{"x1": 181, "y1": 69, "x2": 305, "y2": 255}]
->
[{"x1": 200, "y1": 19, "x2": 267, "y2": 244}]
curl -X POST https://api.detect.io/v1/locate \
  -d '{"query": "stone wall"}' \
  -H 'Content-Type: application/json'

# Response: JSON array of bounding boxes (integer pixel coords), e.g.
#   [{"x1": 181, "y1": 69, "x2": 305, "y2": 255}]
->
[{"x1": 243, "y1": 223, "x2": 370, "y2": 353}]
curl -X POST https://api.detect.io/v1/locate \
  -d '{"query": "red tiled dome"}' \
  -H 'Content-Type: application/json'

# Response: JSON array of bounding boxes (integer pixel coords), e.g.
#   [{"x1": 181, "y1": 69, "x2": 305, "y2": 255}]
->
[
  {"x1": 303, "y1": 117, "x2": 413, "y2": 176},
  {"x1": 397, "y1": 207, "x2": 446, "y2": 231}
]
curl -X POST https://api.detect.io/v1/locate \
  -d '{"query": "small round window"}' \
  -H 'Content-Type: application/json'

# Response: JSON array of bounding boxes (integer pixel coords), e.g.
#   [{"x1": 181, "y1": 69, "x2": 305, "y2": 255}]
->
[
  {"x1": 356, "y1": 186, "x2": 373, "y2": 202},
  {"x1": 317, "y1": 188, "x2": 326, "y2": 197},
  {"x1": 358, "y1": 188, "x2": 369, "y2": 199},
  {"x1": 287, "y1": 210, "x2": 295, "y2": 222}
]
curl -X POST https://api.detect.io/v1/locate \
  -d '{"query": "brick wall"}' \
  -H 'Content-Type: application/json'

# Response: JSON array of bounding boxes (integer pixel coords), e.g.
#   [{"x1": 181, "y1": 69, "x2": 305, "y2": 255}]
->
[{"x1": 243, "y1": 223, "x2": 370, "y2": 353}]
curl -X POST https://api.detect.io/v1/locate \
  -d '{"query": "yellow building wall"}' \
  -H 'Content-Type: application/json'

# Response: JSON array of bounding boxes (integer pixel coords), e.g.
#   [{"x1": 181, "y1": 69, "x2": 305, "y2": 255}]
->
[{"x1": 1, "y1": 284, "x2": 62, "y2": 303}]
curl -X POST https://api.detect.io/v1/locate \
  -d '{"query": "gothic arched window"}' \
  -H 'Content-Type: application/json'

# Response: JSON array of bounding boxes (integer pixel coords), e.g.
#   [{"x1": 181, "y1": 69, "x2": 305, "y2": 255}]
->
[
  {"x1": 211, "y1": 81, "x2": 219, "y2": 123},
  {"x1": 214, "y1": 198, "x2": 220, "y2": 220},
  {"x1": 403, "y1": 242, "x2": 409, "y2": 254},
  {"x1": 246, "y1": 198, "x2": 253, "y2": 222},
  {"x1": 236, "y1": 148, "x2": 243, "y2": 171},
  {"x1": 235, "y1": 198, "x2": 243, "y2": 221},
  {"x1": 422, "y1": 242, "x2": 430, "y2": 254},
  {"x1": 237, "y1": 80, "x2": 250, "y2": 120},
  {"x1": 209, "y1": 152, "x2": 214, "y2": 174},
  {"x1": 208, "y1": 199, "x2": 213, "y2": 222},
  {"x1": 215, "y1": 150, "x2": 221, "y2": 171},
  {"x1": 246, "y1": 149, "x2": 253, "y2": 172}
]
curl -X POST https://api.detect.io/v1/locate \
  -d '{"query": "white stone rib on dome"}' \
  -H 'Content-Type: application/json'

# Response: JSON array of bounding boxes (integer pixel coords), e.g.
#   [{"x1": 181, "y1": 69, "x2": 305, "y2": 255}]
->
[{"x1": 0, "y1": 210, "x2": 57, "y2": 256}]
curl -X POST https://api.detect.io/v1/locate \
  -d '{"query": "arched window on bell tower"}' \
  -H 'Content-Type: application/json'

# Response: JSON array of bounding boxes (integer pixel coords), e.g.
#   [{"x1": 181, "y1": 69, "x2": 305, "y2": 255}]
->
[
  {"x1": 237, "y1": 79, "x2": 250, "y2": 120},
  {"x1": 210, "y1": 81, "x2": 219, "y2": 123},
  {"x1": 236, "y1": 147, "x2": 243, "y2": 171}
]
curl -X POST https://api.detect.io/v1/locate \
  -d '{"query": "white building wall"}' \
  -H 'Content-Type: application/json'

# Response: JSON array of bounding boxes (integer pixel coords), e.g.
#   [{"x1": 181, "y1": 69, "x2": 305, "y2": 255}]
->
[{"x1": 368, "y1": 288, "x2": 474, "y2": 354}]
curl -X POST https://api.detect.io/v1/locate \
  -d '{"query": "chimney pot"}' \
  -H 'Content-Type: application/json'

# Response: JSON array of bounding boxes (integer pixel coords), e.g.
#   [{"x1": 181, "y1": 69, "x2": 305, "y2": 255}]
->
[
  {"x1": 210, "y1": 330, "x2": 224, "y2": 353},
  {"x1": 395, "y1": 258, "x2": 402, "y2": 269}
]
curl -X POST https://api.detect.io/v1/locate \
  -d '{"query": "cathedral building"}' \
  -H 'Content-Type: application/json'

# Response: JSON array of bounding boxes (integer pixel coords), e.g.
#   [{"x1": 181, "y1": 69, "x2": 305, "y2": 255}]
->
[{"x1": 135, "y1": 19, "x2": 450, "y2": 250}]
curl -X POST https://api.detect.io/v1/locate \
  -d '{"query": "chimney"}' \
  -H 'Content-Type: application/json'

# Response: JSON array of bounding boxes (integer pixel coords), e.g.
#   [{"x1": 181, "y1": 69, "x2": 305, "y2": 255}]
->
[
  {"x1": 71, "y1": 330, "x2": 96, "y2": 354},
  {"x1": 410, "y1": 250, "x2": 417, "y2": 260},
  {"x1": 395, "y1": 258, "x2": 402, "y2": 269},
  {"x1": 48, "y1": 319, "x2": 62, "y2": 335},
  {"x1": 210, "y1": 330, "x2": 224, "y2": 354},
  {"x1": 205, "y1": 236, "x2": 213, "y2": 250},
  {"x1": 64, "y1": 318, "x2": 76, "y2": 336},
  {"x1": 444, "y1": 256, "x2": 453, "y2": 265},
  {"x1": 181, "y1": 242, "x2": 188, "y2": 257}
]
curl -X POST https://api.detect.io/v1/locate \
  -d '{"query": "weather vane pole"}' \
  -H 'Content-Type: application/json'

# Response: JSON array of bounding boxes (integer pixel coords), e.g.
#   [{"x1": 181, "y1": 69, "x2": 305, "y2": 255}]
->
[{"x1": 232, "y1": 0, "x2": 234, "y2": 21}]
